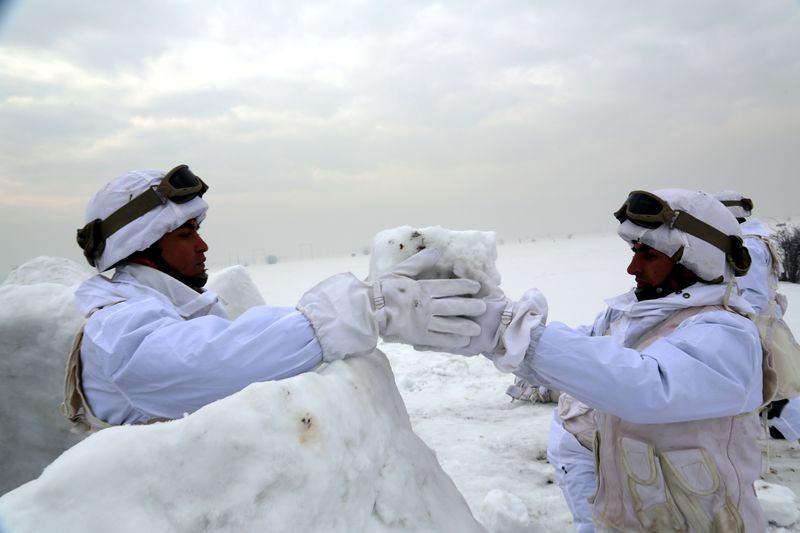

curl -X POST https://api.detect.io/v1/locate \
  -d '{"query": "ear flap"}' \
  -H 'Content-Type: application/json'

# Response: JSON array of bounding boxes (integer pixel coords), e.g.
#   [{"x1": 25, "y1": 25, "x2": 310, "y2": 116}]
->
[
  {"x1": 76, "y1": 219, "x2": 105, "y2": 267},
  {"x1": 728, "y1": 235, "x2": 751, "y2": 277}
]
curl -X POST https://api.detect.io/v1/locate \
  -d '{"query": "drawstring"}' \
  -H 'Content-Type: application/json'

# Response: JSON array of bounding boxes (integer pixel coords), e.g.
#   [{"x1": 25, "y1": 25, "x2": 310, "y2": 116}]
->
[
  {"x1": 760, "y1": 410, "x2": 771, "y2": 475},
  {"x1": 722, "y1": 277, "x2": 737, "y2": 312}
]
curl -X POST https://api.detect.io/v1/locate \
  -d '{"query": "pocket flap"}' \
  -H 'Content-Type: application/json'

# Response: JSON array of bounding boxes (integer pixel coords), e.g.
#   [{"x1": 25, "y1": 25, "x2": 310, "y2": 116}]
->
[
  {"x1": 660, "y1": 448, "x2": 719, "y2": 495},
  {"x1": 557, "y1": 394, "x2": 593, "y2": 421},
  {"x1": 620, "y1": 437, "x2": 657, "y2": 485}
]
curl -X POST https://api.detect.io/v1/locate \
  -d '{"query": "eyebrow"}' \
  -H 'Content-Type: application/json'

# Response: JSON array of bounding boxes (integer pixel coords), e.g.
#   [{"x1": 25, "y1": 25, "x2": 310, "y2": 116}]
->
[{"x1": 179, "y1": 220, "x2": 199, "y2": 230}]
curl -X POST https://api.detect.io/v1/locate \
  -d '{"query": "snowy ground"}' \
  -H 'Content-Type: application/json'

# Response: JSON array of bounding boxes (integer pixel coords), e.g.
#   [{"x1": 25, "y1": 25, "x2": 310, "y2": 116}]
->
[
  {"x1": 3, "y1": 232, "x2": 799, "y2": 531},
  {"x1": 248, "y1": 233, "x2": 800, "y2": 531}
]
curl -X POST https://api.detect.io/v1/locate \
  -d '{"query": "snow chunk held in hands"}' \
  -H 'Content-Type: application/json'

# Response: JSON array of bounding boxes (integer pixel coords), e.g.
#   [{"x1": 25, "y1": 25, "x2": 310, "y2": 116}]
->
[
  {"x1": 207, "y1": 265, "x2": 266, "y2": 319},
  {"x1": 0, "y1": 351, "x2": 484, "y2": 533},
  {"x1": 478, "y1": 488, "x2": 531, "y2": 533},
  {"x1": 369, "y1": 225, "x2": 500, "y2": 283},
  {"x1": 755, "y1": 480, "x2": 800, "y2": 527}
]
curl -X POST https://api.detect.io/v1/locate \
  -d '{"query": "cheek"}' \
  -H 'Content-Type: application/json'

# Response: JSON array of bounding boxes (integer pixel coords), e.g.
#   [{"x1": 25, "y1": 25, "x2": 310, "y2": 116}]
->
[{"x1": 653, "y1": 261, "x2": 674, "y2": 280}]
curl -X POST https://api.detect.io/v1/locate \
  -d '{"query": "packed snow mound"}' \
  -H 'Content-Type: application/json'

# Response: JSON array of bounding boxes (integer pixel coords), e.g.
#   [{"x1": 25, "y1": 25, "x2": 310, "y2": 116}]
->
[
  {"x1": 0, "y1": 351, "x2": 485, "y2": 533},
  {"x1": 0, "y1": 260, "x2": 271, "y2": 496},
  {"x1": 2, "y1": 256, "x2": 91, "y2": 286},
  {"x1": 477, "y1": 489, "x2": 531, "y2": 533},
  {"x1": 207, "y1": 265, "x2": 267, "y2": 319},
  {"x1": 369, "y1": 226, "x2": 500, "y2": 284},
  {"x1": 0, "y1": 282, "x2": 83, "y2": 495},
  {"x1": 756, "y1": 480, "x2": 800, "y2": 527}
]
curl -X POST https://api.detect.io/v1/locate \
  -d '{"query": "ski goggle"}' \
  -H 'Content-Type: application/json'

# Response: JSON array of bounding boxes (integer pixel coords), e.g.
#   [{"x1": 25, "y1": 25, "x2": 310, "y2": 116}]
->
[
  {"x1": 720, "y1": 197, "x2": 753, "y2": 212},
  {"x1": 77, "y1": 165, "x2": 208, "y2": 267},
  {"x1": 614, "y1": 190, "x2": 751, "y2": 277}
]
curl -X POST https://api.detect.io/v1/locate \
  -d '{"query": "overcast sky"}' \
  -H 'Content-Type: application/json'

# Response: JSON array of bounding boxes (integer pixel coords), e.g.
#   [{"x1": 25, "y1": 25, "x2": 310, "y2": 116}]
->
[{"x1": 1, "y1": 0, "x2": 799, "y2": 276}]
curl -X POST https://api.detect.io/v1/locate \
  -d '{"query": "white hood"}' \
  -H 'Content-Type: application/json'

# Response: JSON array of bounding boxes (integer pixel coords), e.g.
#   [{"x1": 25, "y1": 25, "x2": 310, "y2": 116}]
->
[
  {"x1": 740, "y1": 218, "x2": 772, "y2": 238},
  {"x1": 617, "y1": 188, "x2": 743, "y2": 282},
  {"x1": 74, "y1": 264, "x2": 225, "y2": 320},
  {"x1": 84, "y1": 169, "x2": 208, "y2": 272}
]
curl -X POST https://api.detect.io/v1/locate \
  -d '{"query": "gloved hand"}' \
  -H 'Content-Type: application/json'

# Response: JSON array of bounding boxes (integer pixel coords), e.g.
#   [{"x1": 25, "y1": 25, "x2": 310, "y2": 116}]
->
[
  {"x1": 297, "y1": 249, "x2": 486, "y2": 362},
  {"x1": 425, "y1": 260, "x2": 548, "y2": 373}
]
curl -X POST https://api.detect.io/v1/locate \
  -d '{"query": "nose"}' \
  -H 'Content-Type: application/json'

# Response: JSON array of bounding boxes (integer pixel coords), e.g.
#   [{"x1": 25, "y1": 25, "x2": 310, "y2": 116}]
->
[
  {"x1": 196, "y1": 234, "x2": 209, "y2": 254},
  {"x1": 627, "y1": 253, "x2": 641, "y2": 276}
]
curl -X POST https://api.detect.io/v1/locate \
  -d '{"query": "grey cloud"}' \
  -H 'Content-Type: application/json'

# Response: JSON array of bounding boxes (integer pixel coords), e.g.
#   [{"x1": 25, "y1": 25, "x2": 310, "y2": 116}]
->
[{"x1": 1, "y1": 0, "x2": 799, "y2": 278}]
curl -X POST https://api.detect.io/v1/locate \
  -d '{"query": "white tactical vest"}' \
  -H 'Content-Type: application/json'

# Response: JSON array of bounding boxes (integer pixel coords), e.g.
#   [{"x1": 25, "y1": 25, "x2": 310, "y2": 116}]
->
[{"x1": 579, "y1": 306, "x2": 768, "y2": 532}]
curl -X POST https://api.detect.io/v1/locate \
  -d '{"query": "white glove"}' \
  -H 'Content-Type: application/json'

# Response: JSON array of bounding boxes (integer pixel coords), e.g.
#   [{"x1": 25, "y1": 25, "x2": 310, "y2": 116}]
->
[
  {"x1": 428, "y1": 260, "x2": 548, "y2": 373},
  {"x1": 297, "y1": 249, "x2": 486, "y2": 362}
]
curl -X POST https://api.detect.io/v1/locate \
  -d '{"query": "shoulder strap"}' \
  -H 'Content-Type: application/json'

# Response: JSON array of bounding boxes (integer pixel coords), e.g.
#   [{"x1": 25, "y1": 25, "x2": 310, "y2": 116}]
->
[
  {"x1": 633, "y1": 305, "x2": 726, "y2": 351},
  {"x1": 60, "y1": 319, "x2": 177, "y2": 436},
  {"x1": 59, "y1": 324, "x2": 112, "y2": 436}
]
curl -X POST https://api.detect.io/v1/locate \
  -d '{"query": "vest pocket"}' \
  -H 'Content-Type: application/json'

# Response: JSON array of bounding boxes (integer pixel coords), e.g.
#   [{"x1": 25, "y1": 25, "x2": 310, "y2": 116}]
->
[
  {"x1": 619, "y1": 437, "x2": 685, "y2": 531},
  {"x1": 659, "y1": 448, "x2": 744, "y2": 533}
]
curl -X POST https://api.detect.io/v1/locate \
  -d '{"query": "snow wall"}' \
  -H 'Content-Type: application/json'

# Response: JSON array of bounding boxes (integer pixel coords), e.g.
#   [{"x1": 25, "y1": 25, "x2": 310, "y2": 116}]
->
[
  {"x1": 0, "y1": 350, "x2": 483, "y2": 532},
  {"x1": 0, "y1": 258, "x2": 90, "y2": 495},
  {"x1": 0, "y1": 259, "x2": 270, "y2": 495}
]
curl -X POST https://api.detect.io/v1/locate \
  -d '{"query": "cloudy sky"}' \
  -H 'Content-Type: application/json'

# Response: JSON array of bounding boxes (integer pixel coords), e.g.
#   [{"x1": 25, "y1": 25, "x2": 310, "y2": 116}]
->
[{"x1": 1, "y1": 0, "x2": 799, "y2": 276}]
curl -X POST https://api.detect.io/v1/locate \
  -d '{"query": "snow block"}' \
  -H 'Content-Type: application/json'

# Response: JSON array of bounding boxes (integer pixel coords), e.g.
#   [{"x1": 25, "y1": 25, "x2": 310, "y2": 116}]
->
[
  {"x1": 0, "y1": 351, "x2": 485, "y2": 533},
  {"x1": 207, "y1": 265, "x2": 267, "y2": 319},
  {"x1": 755, "y1": 480, "x2": 800, "y2": 527},
  {"x1": 0, "y1": 260, "x2": 276, "y2": 496},
  {"x1": 368, "y1": 226, "x2": 500, "y2": 283},
  {"x1": 0, "y1": 282, "x2": 83, "y2": 495},
  {"x1": 477, "y1": 489, "x2": 531, "y2": 533}
]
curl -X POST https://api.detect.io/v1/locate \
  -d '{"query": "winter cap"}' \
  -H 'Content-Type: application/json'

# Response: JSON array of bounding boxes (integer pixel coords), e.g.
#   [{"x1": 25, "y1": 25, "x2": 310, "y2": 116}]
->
[
  {"x1": 83, "y1": 169, "x2": 208, "y2": 272},
  {"x1": 617, "y1": 188, "x2": 745, "y2": 282},
  {"x1": 714, "y1": 190, "x2": 753, "y2": 220}
]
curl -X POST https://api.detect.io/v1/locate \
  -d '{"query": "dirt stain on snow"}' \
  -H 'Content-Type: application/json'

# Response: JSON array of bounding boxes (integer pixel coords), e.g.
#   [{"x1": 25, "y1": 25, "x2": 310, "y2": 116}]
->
[{"x1": 299, "y1": 412, "x2": 319, "y2": 445}]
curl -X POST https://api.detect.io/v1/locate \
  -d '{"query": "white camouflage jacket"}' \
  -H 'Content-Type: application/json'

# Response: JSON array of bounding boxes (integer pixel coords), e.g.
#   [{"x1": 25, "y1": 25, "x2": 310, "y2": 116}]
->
[{"x1": 74, "y1": 263, "x2": 323, "y2": 425}]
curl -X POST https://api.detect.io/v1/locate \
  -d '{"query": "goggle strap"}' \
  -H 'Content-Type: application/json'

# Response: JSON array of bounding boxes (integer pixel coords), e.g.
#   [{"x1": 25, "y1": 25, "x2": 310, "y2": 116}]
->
[
  {"x1": 721, "y1": 199, "x2": 753, "y2": 209},
  {"x1": 671, "y1": 211, "x2": 733, "y2": 255},
  {"x1": 99, "y1": 187, "x2": 166, "y2": 241},
  {"x1": 76, "y1": 187, "x2": 165, "y2": 262}
]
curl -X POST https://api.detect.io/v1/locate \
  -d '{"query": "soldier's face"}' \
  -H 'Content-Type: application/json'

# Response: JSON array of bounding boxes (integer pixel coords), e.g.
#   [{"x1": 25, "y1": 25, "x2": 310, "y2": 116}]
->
[
  {"x1": 157, "y1": 218, "x2": 208, "y2": 278},
  {"x1": 626, "y1": 243, "x2": 676, "y2": 289}
]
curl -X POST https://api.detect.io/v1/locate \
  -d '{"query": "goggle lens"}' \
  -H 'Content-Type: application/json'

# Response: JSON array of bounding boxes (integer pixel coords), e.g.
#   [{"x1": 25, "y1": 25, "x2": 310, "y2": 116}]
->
[
  {"x1": 163, "y1": 165, "x2": 208, "y2": 203},
  {"x1": 627, "y1": 193, "x2": 664, "y2": 216},
  {"x1": 168, "y1": 165, "x2": 201, "y2": 189}
]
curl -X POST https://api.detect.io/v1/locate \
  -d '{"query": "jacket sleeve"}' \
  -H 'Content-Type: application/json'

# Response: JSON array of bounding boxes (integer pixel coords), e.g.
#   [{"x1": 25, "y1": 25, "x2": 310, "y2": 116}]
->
[
  {"x1": 739, "y1": 239, "x2": 771, "y2": 315},
  {"x1": 514, "y1": 311, "x2": 763, "y2": 423},
  {"x1": 85, "y1": 300, "x2": 323, "y2": 421}
]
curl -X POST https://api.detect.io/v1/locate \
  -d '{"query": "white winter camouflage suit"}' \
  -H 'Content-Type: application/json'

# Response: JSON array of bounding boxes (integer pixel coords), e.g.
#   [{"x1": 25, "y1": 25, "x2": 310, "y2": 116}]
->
[{"x1": 532, "y1": 281, "x2": 764, "y2": 531}]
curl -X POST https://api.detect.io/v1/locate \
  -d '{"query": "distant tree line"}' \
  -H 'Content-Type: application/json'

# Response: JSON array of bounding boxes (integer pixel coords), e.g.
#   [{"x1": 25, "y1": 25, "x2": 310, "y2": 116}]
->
[{"x1": 775, "y1": 225, "x2": 800, "y2": 283}]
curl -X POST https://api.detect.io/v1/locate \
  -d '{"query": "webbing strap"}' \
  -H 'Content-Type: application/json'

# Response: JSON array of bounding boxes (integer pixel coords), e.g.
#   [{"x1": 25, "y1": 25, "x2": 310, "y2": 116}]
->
[
  {"x1": 61, "y1": 323, "x2": 173, "y2": 435},
  {"x1": 672, "y1": 211, "x2": 751, "y2": 276},
  {"x1": 60, "y1": 325, "x2": 112, "y2": 434},
  {"x1": 671, "y1": 211, "x2": 732, "y2": 255},
  {"x1": 633, "y1": 305, "x2": 724, "y2": 351},
  {"x1": 721, "y1": 199, "x2": 751, "y2": 208},
  {"x1": 100, "y1": 187, "x2": 165, "y2": 241}
]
